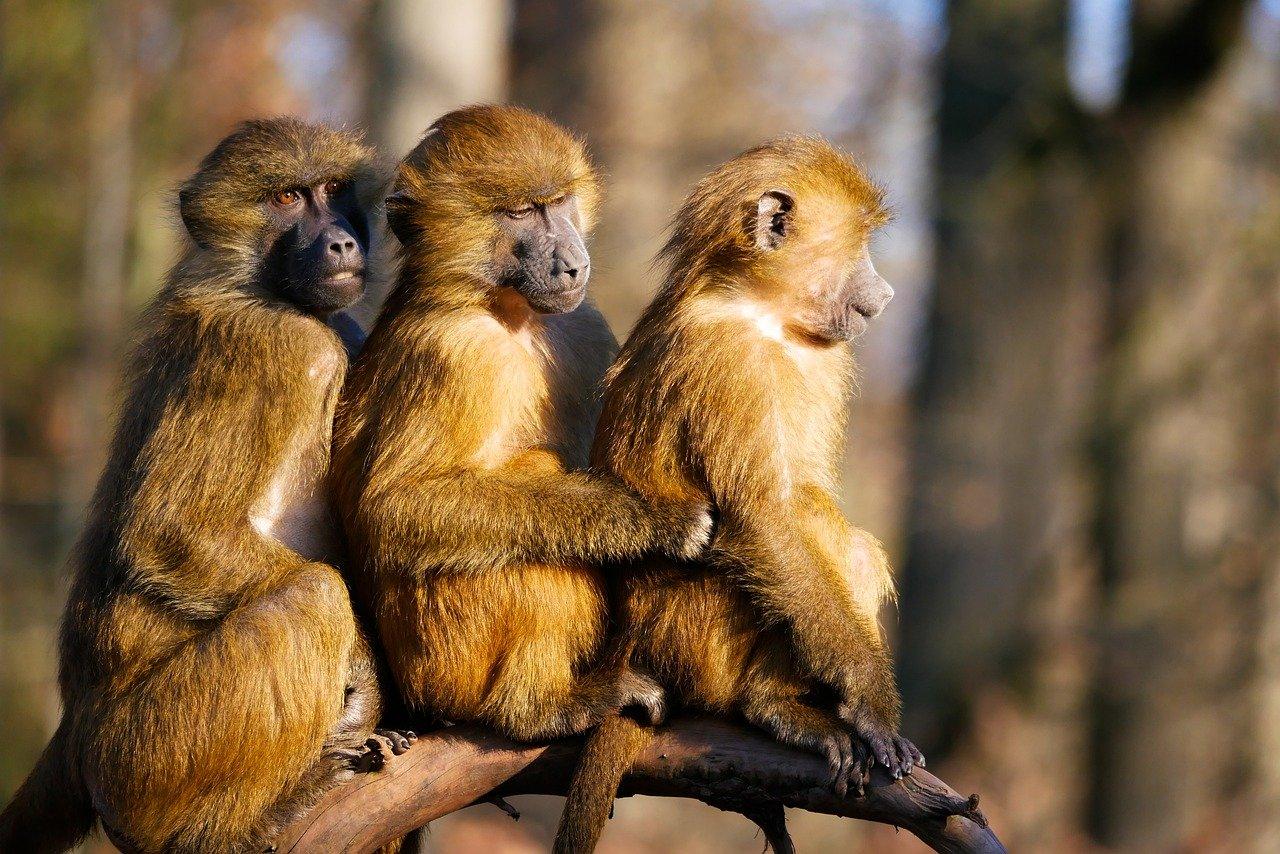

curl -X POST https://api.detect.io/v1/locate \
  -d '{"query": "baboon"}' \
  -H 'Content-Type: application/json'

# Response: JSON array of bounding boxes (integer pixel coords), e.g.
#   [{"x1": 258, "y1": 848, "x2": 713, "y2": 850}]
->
[
  {"x1": 555, "y1": 135, "x2": 923, "y2": 853},
  {"x1": 0, "y1": 118, "x2": 411, "y2": 854},
  {"x1": 331, "y1": 105, "x2": 711, "y2": 743}
]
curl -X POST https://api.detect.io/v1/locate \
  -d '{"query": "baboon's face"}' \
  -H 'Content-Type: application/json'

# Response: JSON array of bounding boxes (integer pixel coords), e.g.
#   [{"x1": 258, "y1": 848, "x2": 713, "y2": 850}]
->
[
  {"x1": 178, "y1": 119, "x2": 376, "y2": 316},
  {"x1": 493, "y1": 193, "x2": 590, "y2": 315},
  {"x1": 751, "y1": 189, "x2": 893, "y2": 342},
  {"x1": 261, "y1": 178, "x2": 370, "y2": 316}
]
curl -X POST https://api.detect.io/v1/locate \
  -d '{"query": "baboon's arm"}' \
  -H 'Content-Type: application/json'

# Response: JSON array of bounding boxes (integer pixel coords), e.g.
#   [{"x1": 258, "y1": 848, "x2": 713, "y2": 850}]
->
[
  {"x1": 690, "y1": 386, "x2": 900, "y2": 723},
  {"x1": 344, "y1": 331, "x2": 706, "y2": 575},
  {"x1": 713, "y1": 505, "x2": 901, "y2": 725},
  {"x1": 115, "y1": 310, "x2": 319, "y2": 617},
  {"x1": 126, "y1": 516, "x2": 305, "y2": 617},
  {"x1": 360, "y1": 463, "x2": 701, "y2": 575}
]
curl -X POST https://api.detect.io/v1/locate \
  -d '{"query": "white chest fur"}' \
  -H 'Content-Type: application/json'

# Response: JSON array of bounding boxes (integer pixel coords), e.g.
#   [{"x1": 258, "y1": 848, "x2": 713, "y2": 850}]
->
[
  {"x1": 249, "y1": 349, "x2": 342, "y2": 562},
  {"x1": 250, "y1": 456, "x2": 335, "y2": 562}
]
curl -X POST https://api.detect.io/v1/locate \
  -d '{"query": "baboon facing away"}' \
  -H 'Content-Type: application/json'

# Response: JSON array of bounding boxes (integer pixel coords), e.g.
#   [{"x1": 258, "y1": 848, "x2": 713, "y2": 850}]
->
[
  {"x1": 0, "y1": 119, "x2": 409, "y2": 854},
  {"x1": 555, "y1": 136, "x2": 922, "y2": 852},
  {"x1": 331, "y1": 105, "x2": 711, "y2": 743}
]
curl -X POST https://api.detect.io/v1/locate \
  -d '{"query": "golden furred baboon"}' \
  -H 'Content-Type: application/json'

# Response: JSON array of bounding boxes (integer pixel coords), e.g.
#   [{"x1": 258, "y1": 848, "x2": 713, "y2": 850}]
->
[
  {"x1": 555, "y1": 135, "x2": 922, "y2": 853},
  {"x1": 0, "y1": 118, "x2": 412, "y2": 854},
  {"x1": 331, "y1": 105, "x2": 711, "y2": 743}
]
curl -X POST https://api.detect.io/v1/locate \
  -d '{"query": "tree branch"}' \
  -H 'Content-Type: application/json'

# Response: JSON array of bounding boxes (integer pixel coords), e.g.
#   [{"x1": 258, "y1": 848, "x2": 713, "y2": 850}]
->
[{"x1": 274, "y1": 717, "x2": 1005, "y2": 854}]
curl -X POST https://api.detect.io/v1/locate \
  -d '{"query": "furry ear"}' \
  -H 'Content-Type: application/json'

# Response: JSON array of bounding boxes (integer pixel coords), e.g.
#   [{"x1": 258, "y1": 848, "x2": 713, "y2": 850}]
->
[
  {"x1": 178, "y1": 188, "x2": 211, "y2": 249},
  {"x1": 384, "y1": 189, "x2": 416, "y2": 245},
  {"x1": 752, "y1": 189, "x2": 795, "y2": 251}
]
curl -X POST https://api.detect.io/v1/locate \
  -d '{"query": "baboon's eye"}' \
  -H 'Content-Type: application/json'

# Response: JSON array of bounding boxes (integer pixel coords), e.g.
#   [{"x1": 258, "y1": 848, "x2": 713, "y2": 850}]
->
[
  {"x1": 505, "y1": 206, "x2": 535, "y2": 219},
  {"x1": 272, "y1": 188, "x2": 302, "y2": 207},
  {"x1": 324, "y1": 180, "x2": 346, "y2": 196}
]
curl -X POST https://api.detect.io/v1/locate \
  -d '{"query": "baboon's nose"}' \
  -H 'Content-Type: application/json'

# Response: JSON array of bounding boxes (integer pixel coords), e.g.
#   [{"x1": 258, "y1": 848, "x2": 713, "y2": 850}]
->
[
  {"x1": 322, "y1": 226, "x2": 361, "y2": 267},
  {"x1": 870, "y1": 283, "x2": 894, "y2": 316},
  {"x1": 551, "y1": 243, "x2": 589, "y2": 288},
  {"x1": 551, "y1": 257, "x2": 580, "y2": 280}
]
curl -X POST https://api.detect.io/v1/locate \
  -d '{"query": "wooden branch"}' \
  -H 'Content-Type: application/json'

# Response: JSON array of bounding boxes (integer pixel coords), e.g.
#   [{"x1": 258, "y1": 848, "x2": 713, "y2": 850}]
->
[{"x1": 274, "y1": 717, "x2": 1005, "y2": 854}]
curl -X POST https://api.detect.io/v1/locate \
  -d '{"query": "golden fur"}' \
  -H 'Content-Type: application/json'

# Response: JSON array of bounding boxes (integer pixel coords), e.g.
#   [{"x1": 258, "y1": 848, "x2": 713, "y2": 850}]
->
[
  {"x1": 556, "y1": 136, "x2": 919, "y2": 853},
  {"x1": 0, "y1": 119, "x2": 389, "y2": 854},
  {"x1": 332, "y1": 105, "x2": 708, "y2": 742}
]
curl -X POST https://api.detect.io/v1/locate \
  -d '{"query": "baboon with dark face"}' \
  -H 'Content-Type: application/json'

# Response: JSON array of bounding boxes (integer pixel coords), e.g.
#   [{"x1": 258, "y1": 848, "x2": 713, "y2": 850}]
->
[{"x1": 0, "y1": 118, "x2": 410, "y2": 854}]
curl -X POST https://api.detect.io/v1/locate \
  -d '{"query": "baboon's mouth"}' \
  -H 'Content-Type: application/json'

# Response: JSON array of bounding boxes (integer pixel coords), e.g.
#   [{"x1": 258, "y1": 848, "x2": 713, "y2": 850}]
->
[
  {"x1": 324, "y1": 270, "x2": 365, "y2": 289},
  {"x1": 846, "y1": 311, "x2": 869, "y2": 337},
  {"x1": 519, "y1": 280, "x2": 586, "y2": 315},
  {"x1": 521, "y1": 275, "x2": 585, "y2": 300},
  {"x1": 551, "y1": 281, "x2": 586, "y2": 299}
]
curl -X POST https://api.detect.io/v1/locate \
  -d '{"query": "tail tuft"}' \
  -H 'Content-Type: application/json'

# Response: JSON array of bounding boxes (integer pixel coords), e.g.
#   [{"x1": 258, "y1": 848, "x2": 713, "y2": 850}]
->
[
  {"x1": 553, "y1": 716, "x2": 654, "y2": 854},
  {"x1": 741, "y1": 802, "x2": 795, "y2": 854},
  {"x1": 0, "y1": 720, "x2": 94, "y2": 854}
]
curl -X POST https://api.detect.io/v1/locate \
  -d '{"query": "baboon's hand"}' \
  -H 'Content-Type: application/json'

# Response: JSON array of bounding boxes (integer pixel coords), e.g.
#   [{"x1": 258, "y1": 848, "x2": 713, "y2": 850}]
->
[
  {"x1": 819, "y1": 728, "x2": 874, "y2": 798},
  {"x1": 656, "y1": 498, "x2": 714, "y2": 560},
  {"x1": 837, "y1": 702, "x2": 924, "y2": 779},
  {"x1": 374, "y1": 728, "x2": 417, "y2": 755},
  {"x1": 615, "y1": 668, "x2": 668, "y2": 726},
  {"x1": 332, "y1": 733, "x2": 396, "y2": 774}
]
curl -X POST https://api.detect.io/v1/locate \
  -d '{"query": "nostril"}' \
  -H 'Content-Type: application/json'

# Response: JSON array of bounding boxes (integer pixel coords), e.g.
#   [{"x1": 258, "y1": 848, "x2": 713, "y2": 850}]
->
[{"x1": 551, "y1": 256, "x2": 580, "y2": 280}]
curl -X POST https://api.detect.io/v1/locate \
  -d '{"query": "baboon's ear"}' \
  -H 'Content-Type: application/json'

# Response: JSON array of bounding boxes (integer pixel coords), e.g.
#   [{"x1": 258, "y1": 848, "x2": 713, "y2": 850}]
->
[
  {"x1": 752, "y1": 189, "x2": 794, "y2": 251},
  {"x1": 384, "y1": 189, "x2": 416, "y2": 245},
  {"x1": 178, "y1": 188, "x2": 210, "y2": 248}
]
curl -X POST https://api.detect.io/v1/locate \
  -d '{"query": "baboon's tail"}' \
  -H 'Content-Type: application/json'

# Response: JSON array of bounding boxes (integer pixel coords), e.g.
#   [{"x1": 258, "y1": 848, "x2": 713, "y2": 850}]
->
[
  {"x1": 0, "y1": 719, "x2": 94, "y2": 853},
  {"x1": 553, "y1": 715, "x2": 654, "y2": 853},
  {"x1": 554, "y1": 716, "x2": 794, "y2": 853}
]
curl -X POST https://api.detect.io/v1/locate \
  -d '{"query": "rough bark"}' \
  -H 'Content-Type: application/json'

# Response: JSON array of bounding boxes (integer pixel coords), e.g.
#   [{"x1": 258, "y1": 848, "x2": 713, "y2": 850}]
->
[{"x1": 274, "y1": 718, "x2": 1003, "y2": 854}]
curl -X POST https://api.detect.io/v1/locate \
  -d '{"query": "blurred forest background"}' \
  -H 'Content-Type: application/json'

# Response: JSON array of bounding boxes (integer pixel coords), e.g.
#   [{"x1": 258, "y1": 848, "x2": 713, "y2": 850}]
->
[{"x1": 3, "y1": 0, "x2": 1280, "y2": 850}]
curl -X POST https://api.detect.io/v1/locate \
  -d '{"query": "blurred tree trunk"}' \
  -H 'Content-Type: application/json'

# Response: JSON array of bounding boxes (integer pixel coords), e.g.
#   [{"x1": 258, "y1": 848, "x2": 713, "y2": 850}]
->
[
  {"x1": 364, "y1": 0, "x2": 510, "y2": 154},
  {"x1": 512, "y1": 0, "x2": 795, "y2": 327},
  {"x1": 1092, "y1": 7, "x2": 1278, "y2": 846},
  {"x1": 61, "y1": 0, "x2": 136, "y2": 541},
  {"x1": 899, "y1": 2, "x2": 1103, "y2": 847},
  {"x1": 903, "y1": 0, "x2": 1266, "y2": 849}
]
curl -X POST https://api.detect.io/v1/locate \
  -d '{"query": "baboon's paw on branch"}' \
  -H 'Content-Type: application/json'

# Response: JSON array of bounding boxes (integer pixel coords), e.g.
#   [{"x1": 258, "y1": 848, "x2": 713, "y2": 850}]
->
[{"x1": 274, "y1": 718, "x2": 1004, "y2": 854}]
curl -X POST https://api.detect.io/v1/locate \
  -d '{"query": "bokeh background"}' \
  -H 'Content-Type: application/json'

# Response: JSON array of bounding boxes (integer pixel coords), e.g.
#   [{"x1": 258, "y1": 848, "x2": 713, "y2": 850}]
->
[{"x1": 4, "y1": 0, "x2": 1280, "y2": 850}]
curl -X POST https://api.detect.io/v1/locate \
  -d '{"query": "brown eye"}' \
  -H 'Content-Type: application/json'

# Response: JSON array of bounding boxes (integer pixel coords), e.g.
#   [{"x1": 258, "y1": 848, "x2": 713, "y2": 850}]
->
[
  {"x1": 273, "y1": 188, "x2": 301, "y2": 207},
  {"x1": 324, "y1": 180, "x2": 346, "y2": 196},
  {"x1": 505, "y1": 206, "x2": 534, "y2": 219}
]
